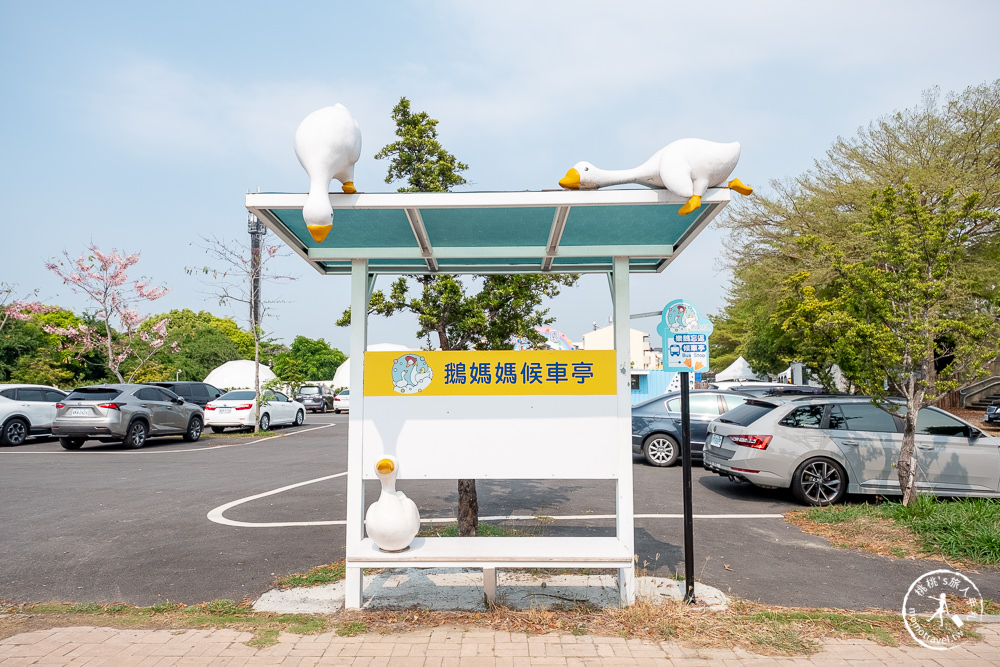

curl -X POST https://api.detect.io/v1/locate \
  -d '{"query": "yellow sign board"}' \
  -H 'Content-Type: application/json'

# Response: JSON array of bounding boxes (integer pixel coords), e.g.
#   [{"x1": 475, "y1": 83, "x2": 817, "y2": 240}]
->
[{"x1": 364, "y1": 350, "x2": 616, "y2": 397}]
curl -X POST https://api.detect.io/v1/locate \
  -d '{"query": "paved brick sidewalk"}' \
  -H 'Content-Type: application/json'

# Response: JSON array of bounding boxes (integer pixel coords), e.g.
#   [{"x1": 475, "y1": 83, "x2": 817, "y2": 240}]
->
[{"x1": 1, "y1": 624, "x2": 998, "y2": 665}]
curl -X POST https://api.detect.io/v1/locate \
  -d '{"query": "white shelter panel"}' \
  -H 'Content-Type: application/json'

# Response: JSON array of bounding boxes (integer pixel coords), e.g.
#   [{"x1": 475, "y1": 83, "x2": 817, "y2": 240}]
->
[{"x1": 362, "y1": 395, "x2": 618, "y2": 480}]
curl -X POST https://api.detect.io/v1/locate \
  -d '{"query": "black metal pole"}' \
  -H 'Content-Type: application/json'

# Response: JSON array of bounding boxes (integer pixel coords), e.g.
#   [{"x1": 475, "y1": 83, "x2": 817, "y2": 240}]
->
[{"x1": 681, "y1": 371, "x2": 696, "y2": 603}]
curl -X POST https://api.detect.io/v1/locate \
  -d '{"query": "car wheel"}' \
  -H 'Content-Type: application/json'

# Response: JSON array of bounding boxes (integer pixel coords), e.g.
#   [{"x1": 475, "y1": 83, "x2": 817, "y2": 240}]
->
[
  {"x1": 183, "y1": 416, "x2": 203, "y2": 442},
  {"x1": 334, "y1": 408, "x2": 341, "y2": 414},
  {"x1": 259, "y1": 413, "x2": 270, "y2": 431},
  {"x1": 1, "y1": 418, "x2": 29, "y2": 446},
  {"x1": 792, "y1": 457, "x2": 847, "y2": 506},
  {"x1": 643, "y1": 433, "x2": 679, "y2": 467},
  {"x1": 321, "y1": 402, "x2": 328, "y2": 414},
  {"x1": 124, "y1": 421, "x2": 148, "y2": 449},
  {"x1": 294, "y1": 410, "x2": 304, "y2": 426},
  {"x1": 60, "y1": 437, "x2": 85, "y2": 450},
  {"x1": 210, "y1": 426, "x2": 226, "y2": 434}
]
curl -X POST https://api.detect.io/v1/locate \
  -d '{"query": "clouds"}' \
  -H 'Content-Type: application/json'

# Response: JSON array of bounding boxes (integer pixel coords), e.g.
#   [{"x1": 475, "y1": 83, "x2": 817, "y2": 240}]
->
[{"x1": 4, "y1": 1, "x2": 1000, "y2": 353}]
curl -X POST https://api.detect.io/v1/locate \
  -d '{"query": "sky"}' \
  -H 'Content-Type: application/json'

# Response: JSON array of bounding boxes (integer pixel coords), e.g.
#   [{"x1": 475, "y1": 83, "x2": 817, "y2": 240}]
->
[{"x1": 3, "y1": 1, "x2": 999, "y2": 361}]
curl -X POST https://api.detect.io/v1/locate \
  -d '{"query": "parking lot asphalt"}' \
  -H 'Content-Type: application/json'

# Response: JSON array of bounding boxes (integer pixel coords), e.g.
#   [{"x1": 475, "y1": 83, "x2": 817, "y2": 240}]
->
[{"x1": 2, "y1": 414, "x2": 998, "y2": 611}]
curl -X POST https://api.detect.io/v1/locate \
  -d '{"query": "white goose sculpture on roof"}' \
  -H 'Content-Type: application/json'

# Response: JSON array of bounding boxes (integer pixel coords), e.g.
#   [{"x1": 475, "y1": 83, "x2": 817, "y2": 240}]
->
[
  {"x1": 294, "y1": 104, "x2": 363, "y2": 243},
  {"x1": 558, "y1": 138, "x2": 753, "y2": 215}
]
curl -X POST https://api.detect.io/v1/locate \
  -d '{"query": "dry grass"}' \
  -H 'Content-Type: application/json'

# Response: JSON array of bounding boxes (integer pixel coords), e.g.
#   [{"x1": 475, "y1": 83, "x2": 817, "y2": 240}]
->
[
  {"x1": 785, "y1": 511, "x2": 927, "y2": 561},
  {"x1": 0, "y1": 597, "x2": 919, "y2": 656}
]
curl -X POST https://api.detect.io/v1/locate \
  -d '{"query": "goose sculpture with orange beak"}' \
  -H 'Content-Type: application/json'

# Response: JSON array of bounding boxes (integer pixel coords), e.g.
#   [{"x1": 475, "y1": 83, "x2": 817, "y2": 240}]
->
[
  {"x1": 294, "y1": 104, "x2": 363, "y2": 243},
  {"x1": 365, "y1": 455, "x2": 421, "y2": 552},
  {"x1": 558, "y1": 138, "x2": 752, "y2": 215}
]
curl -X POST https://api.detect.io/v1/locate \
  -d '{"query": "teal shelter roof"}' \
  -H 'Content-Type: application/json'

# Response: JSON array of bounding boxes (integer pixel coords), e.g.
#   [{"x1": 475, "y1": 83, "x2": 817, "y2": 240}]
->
[{"x1": 245, "y1": 188, "x2": 730, "y2": 275}]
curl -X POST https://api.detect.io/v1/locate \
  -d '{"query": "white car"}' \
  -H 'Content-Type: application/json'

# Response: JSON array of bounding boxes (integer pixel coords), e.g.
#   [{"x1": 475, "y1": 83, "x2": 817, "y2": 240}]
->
[
  {"x1": 0, "y1": 384, "x2": 68, "y2": 445},
  {"x1": 333, "y1": 389, "x2": 350, "y2": 414},
  {"x1": 204, "y1": 389, "x2": 305, "y2": 433}
]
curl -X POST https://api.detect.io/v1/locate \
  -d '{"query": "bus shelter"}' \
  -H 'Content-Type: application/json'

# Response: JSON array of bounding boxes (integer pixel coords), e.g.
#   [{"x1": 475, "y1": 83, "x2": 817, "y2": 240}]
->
[{"x1": 246, "y1": 187, "x2": 731, "y2": 608}]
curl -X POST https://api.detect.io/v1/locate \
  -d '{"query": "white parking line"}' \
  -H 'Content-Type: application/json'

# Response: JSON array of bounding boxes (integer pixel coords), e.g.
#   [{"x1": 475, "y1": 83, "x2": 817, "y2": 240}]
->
[
  {"x1": 207, "y1": 472, "x2": 350, "y2": 527},
  {"x1": 208, "y1": 473, "x2": 785, "y2": 528},
  {"x1": 6, "y1": 423, "x2": 336, "y2": 454}
]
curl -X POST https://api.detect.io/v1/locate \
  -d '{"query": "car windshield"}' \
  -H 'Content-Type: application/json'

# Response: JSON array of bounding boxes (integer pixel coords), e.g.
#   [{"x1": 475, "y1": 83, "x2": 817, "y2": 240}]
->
[
  {"x1": 65, "y1": 388, "x2": 122, "y2": 401},
  {"x1": 298, "y1": 387, "x2": 320, "y2": 394},
  {"x1": 715, "y1": 400, "x2": 778, "y2": 426},
  {"x1": 218, "y1": 390, "x2": 256, "y2": 400},
  {"x1": 338, "y1": 390, "x2": 349, "y2": 396}
]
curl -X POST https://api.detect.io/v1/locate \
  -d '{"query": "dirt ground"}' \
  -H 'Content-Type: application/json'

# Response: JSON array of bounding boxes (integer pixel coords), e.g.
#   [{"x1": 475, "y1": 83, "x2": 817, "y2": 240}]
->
[{"x1": 945, "y1": 406, "x2": 1000, "y2": 435}]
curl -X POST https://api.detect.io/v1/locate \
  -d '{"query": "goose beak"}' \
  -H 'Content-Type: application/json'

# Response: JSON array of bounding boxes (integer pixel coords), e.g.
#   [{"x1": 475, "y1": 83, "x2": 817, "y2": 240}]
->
[
  {"x1": 307, "y1": 224, "x2": 333, "y2": 243},
  {"x1": 559, "y1": 168, "x2": 581, "y2": 189},
  {"x1": 376, "y1": 458, "x2": 395, "y2": 474}
]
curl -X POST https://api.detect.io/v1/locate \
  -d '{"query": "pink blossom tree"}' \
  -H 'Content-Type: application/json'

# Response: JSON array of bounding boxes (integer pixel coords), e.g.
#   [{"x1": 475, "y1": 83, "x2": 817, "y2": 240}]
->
[
  {"x1": 44, "y1": 246, "x2": 176, "y2": 383},
  {"x1": 0, "y1": 284, "x2": 57, "y2": 333}
]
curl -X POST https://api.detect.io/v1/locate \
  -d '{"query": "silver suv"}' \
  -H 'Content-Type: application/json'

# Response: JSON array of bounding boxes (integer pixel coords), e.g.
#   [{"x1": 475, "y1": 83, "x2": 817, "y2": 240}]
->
[
  {"x1": 52, "y1": 384, "x2": 205, "y2": 450},
  {"x1": 704, "y1": 395, "x2": 997, "y2": 506}
]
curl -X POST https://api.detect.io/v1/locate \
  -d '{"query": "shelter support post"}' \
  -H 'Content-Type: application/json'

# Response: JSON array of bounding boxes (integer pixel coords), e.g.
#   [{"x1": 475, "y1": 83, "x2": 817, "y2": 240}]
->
[
  {"x1": 483, "y1": 567, "x2": 497, "y2": 605},
  {"x1": 611, "y1": 256, "x2": 636, "y2": 605},
  {"x1": 345, "y1": 259, "x2": 369, "y2": 609}
]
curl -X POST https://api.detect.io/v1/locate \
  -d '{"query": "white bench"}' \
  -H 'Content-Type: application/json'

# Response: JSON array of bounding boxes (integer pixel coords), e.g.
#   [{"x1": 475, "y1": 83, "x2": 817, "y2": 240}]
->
[{"x1": 348, "y1": 536, "x2": 634, "y2": 604}]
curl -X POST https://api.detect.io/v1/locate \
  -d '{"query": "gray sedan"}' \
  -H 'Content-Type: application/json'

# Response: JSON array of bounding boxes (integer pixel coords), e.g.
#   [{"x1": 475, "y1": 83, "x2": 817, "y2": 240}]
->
[{"x1": 52, "y1": 384, "x2": 204, "y2": 450}]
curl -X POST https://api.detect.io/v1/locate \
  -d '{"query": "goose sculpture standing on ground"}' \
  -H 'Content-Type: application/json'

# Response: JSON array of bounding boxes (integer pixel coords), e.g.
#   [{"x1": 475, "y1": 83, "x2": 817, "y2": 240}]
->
[
  {"x1": 294, "y1": 104, "x2": 363, "y2": 243},
  {"x1": 558, "y1": 138, "x2": 753, "y2": 215},
  {"x1": 365, "y1": 455, "x2": 421, "y2": 552}
]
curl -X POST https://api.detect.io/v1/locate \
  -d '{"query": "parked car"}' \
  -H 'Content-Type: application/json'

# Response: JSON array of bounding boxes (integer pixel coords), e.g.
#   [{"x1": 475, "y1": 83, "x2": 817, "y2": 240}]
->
[
  {"x1": 142, "y1": 381, "x2": 224, "y2": 408},
  {"x1": 704, "y1": 395, "x2": 999, "y2": 506},
  {"x1": 0, "y1": 384, "x2": 68, "y2": 445},
  {"x1": 52, "y1": 384, "x2": 205, "y2": 450},
  {"x1": 631, "y1": 389, "x2": 752, "y2": 466},
  {"x1": 986, "y1": 400, "x2": 1000, "y2": 425},
  {"x1": 333, "y1": 389, "x2": 350, "y2": 414},
  {"x1": 718, "y1": 383, "x2": 824, "y2": 397},
  {"x1": 295, "y1": 384, "x2": 335, "y2": 413},
  {"x1": 204, "y1": 390, "x2": 305, "y2": 433}
]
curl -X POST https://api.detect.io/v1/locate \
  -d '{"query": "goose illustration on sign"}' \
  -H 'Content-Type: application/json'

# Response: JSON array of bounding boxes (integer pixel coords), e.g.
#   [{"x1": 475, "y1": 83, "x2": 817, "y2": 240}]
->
[
  {"x1": 392, "y1": 355, "x2": 433, "y2": 394},
  {"x1": 659, "y1": 299, "x2": 714, "y2": 373}
]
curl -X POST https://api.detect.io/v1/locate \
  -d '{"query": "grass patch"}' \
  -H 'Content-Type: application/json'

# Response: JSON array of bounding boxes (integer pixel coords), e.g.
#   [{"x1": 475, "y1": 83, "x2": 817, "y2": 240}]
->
[
  {"x1": 788, "y1": 496, "x2": 1000, "y2": 566},
  {"x1": 274, "y1": 560, "x2": 347, "y2": 588},
  {"x1": 0, "y1": 596, "x2": 964, "y2": 656},
  {"x1": 0, "y1": 599, "x2": 332, "y2": 647},
  {"x1": 417, "y1": 522, "x2": 530, "y2": 538}
]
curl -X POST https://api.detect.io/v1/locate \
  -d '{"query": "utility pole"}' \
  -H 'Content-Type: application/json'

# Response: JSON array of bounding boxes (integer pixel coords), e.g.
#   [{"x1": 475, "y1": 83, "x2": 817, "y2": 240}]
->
[{"x1": 247, "y1": 211, "x2": 266, "y2": 331}]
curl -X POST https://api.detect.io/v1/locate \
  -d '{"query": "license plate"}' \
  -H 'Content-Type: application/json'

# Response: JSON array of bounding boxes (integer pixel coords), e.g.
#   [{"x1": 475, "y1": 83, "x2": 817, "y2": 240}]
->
[
  {"x1": 70, "y1": 408, "x2": 89, "y2": 416},
  {"x1": 218, "y1": 407, "x2": 232, "y2": 414},
  {"x1": 709, "y1": 433, "x2": 723, "y2": 447}
]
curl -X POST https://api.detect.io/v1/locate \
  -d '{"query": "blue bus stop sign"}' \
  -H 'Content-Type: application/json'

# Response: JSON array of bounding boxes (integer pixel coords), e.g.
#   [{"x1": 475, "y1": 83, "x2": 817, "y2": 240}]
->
[{"x1": 658, "y1": 299, "x2": 713, "y2": 373}]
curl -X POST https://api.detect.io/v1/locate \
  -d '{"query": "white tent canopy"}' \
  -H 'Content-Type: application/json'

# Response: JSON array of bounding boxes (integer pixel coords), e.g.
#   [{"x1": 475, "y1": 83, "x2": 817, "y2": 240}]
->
[
  {"x1": 714, "y1": 356, "x2": 765, "y2": 382},
  {"x1": 331, "y1": 343, "x2": 413, "y2": 391},
  {"x1": 204, "y1": 360, "x2": 277, "y2": 390}
]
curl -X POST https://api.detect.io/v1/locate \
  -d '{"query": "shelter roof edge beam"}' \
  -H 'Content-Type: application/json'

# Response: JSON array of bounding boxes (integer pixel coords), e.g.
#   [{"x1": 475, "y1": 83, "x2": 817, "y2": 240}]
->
[{"x1": 306, "y1": 245, "x2": 675, "y2": 260}]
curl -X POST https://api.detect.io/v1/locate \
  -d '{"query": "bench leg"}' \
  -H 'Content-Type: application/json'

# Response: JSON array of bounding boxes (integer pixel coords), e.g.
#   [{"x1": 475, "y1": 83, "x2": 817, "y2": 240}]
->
[
  {"x1": 345, "y1": 566, "x2": 363, "y2": 609},
  {"x1": 618, "y1": 565, "x2": 635, "y2": 607},
  {"x1": 483, "y1": 567, "x2": 497, "y2": 605}
]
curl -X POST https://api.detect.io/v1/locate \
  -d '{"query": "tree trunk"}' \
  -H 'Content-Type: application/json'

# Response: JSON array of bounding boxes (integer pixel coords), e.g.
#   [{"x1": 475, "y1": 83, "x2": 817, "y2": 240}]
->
[
  {"x1": 897, "y1": 402, "x2": 919, "y2": 506},
  {"x1": 457, "y1": 479, "x2": 479, "y2": 536}
]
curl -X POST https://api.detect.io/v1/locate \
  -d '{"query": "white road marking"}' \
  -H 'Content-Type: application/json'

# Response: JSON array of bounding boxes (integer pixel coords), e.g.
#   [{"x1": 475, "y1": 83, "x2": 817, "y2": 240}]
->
[
  {"x1": 208, "y1": 473, "x2": 785, "y2": 528},
  {"x1": 6, "y1": 423, "x2": 336, "y2": 455},
  {"x1": 207, "y1": 472, "x2": 349, "y2": 527}
]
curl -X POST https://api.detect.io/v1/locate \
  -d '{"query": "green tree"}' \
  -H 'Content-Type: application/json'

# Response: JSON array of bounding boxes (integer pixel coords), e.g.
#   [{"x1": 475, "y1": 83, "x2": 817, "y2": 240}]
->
[
  {"x1": 780, "y1": 186, "x2": 1000, "y2": 504},
  {"x1": 143, "y1": 309, "x2": 242, "y2": 381},
  {"x1": 340, "y1": 97, "x2": 578, "y2": 536},
  {"x1": 717, "y1": 80, "x2": 1000, "y2": 388},
  {"x1": 374, "y1": 97, "x2": 469, "y2": 192},
  {"x1": 272, "y1": 336, "x2": 345, "y2": 381}
]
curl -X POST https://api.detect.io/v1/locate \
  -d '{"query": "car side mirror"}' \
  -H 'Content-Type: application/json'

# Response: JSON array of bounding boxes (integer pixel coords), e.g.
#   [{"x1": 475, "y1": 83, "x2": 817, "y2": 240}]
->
[
  {"x1": 174, "y1": 397, "x2": 185, "y2": 405},
  {"x1": 969, "y1": 427, "x2": 984, "y2": 440}
]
